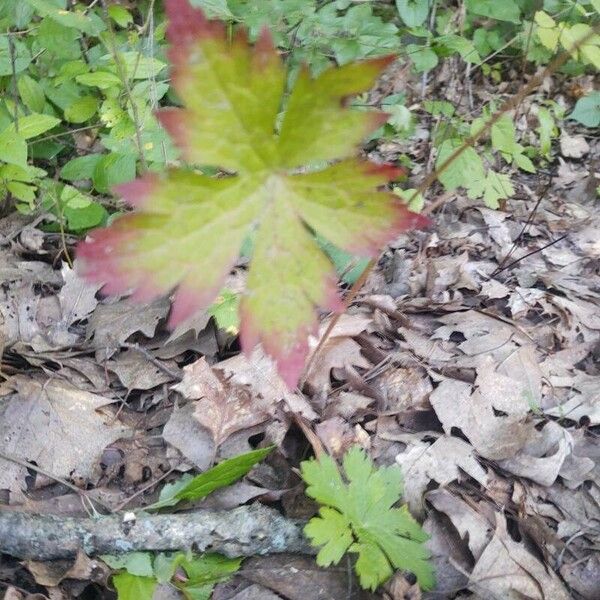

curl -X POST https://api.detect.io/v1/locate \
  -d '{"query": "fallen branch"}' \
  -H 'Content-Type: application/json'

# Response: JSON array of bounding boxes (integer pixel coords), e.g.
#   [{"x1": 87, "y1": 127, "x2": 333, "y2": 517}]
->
[{"x1": 0, "y1": 504, "x2": 314, "y2": 561}]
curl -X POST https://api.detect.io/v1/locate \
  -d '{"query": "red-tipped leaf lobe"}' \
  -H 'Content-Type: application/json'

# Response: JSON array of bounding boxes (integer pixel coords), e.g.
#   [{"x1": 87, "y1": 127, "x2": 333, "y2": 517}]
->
[{"x1": 76, "y1": 0, "x2": 429, "y2": 389}]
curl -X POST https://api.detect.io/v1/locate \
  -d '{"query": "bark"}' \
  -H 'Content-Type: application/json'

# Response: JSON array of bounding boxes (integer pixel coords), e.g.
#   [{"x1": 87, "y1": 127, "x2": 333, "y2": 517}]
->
[{"x1": 0, "y1": 504, "x2": 314, "y2": 561}]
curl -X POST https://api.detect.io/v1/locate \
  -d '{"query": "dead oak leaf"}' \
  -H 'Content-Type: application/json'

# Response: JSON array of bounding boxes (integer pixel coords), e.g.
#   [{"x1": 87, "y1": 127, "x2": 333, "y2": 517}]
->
[
  {"x1": 0, "y1": 376, "x2": 128, "y2": 502},
  {"x1": 172, "y1": 357, "x2": 271, "y2": 448}
]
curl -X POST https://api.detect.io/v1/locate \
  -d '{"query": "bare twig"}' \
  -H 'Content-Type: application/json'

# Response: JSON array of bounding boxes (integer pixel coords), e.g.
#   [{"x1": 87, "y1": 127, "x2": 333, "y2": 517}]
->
[{"x1": 0, "y1": 504, "x2": 312, "y2": 561}]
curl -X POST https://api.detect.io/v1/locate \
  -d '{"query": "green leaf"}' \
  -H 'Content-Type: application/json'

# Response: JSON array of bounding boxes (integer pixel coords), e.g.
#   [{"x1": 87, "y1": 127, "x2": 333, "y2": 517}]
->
[
  {"x1": 92, "y1": 152, "x2": 136, "y2": 194},
  {"x1": 467, "y1": 170, "x2": 514, "y2": 208},
  {"x1": 436, "y1": 138, "x2": 485, "y2": 191},
  {"x1": 407, "y1": 44, "x2": 438, "y2": 71},
  {"x1": 569, "y1": 92, "x2": 600, "y2": 127},
  {"x1": 317, "y1": 236, "x2": 370, "y2": 285},
  {"x1": 465, "y1": 0, "x2": 521, "y2": 23},
  {"x1": 7, "y1": 181, "x2": 36, "y2": 203},
  {"x1": 61, "y1": 154, "x2": 104, "y2": 182},
  {"x1": 113, "y1": 52, "x2": 168, "y2": 80},
  {"x1": 112, "y1": 573, "x2": 156, "y2": 600},
  {"x1": 77, "y1": 1, "x2": 427, "y2": 388},
  {"x1": 208, "y1": 289, "x2": 240, "y2": 334},
  {"x1": 0, "y1": 131, "x2": 28, "y2": 167},
  {"x1": 513, "y1": 152, "x2": 536, "y2": 173},
  {"x1": 108, "y1": 4, "x2": 133, "y2": 27},
  {"x1": 395, "y1": 0, "x2": 430, "y2": 27},
  {"x1": 301, "y1": 447, "x2": 433, "y2": 591},
  {"x1": 76, "y1": 71, "x2": 123, "y2": 90},
  {"x1": 64, "y1": 96, "x2": 99, "y2": 123},
  {"x1": 394, "y1": 187, "x2": 425, "y2": 212},
  {"x1": 190, "y1": 0, "x2": 235, "y2": 19},
  {"x1": 536, "y1": 106, "x2": 556, "y2": 156},
  {"x1": 0, "y1": 37, "x2": 31, "y2": 76},
  {"x1": 25, "y1": 0, "x2": 104, "y2": 34},
  {"x1": 491, "y1": 115, "x2": 518, "y2": 154},
  {"x1": 180, "y1": 554, "x2": 242, "y2": 586},
  {"x1": 61, "y1": 185, "x2": 108, "y2": 231},
  {"x1": 102, "y1": 552, "x2": 154, "y2": 577},
  {"x1": 150, "y1": 446, "x2": 273, "y2": 509},
  {"x1": 5, "y1": 114, "x2": 60, "y2": 140},
  {"x1": 18, "y1": 75, "x2": 46, "y2": 113}
]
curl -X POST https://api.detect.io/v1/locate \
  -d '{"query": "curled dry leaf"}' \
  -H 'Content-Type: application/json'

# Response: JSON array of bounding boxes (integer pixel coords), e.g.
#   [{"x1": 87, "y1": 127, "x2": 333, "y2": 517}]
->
[{"x1": 164, "y1": 358, "x2": 272, "y2": 467}]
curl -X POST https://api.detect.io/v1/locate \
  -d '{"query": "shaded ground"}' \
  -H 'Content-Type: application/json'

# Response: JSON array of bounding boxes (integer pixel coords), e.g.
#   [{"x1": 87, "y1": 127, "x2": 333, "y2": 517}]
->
[{"x1": 1, "y1": 63, "x2": 599, "y2": 599}]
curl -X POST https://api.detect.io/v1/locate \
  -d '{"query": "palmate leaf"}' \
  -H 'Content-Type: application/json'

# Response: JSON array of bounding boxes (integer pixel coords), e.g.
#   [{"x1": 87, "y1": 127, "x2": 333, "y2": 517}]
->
[
  {"x1": 301, "y1": 447, "x2": 434, "y2": 591},
  {"x1": 301, "y1": 447, "x2": 434, "y2": 590},
  {"x1": 77, "y1": 0, "x2": 428, "y2": 387}
]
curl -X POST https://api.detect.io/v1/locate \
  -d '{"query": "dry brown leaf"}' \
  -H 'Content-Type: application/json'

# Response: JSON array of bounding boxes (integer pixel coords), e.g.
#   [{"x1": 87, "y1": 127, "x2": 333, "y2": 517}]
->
[
  {"x1": 108, "y1": 349, "x2": 178, "y2": 390},
  {"x1": 171, "y1": 357, "x2": 271, "y2": 449},
  {"x1": 0, "y1": 376, "x2": 128, "y2": 502},
  {"x1": 217, "y1": 349, "x2": 318, "y2": 421},
  {"x1": 469, "y1": 513, "x2": 571, "y2": 600},
  {"x1": 86, "y1": 297, "x2": 170, "y2": 352},
  {"x1": 373, "y1": 366, "x2": 432, "y2": 412},
  {"x1": 429, "y1": 379, "x2": 532, "y2": 460},
  {"x1": 496, "y1": 422, "x2": 580, "y2": 487},
  {"x1": 395, "y1": 435, "x2": 488, "y2": 516},
  {"x1": 560, "y1": 133, "x2": 590, "y2": 158},
  {"x1": 427, "y1": 489, "x2": 493, "y2": 560}
]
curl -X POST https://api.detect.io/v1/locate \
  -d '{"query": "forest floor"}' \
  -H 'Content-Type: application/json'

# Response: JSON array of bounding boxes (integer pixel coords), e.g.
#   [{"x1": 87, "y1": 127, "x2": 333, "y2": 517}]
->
[{"x1": 1, "y1": 59, "x2": 599, "y2": 600}]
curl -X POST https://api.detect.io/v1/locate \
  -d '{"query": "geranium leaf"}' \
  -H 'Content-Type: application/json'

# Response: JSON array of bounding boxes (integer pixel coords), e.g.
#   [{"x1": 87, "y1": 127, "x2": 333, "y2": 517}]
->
[{"x1": 77, "y1": 0, "x2": 428, "y2": 387}]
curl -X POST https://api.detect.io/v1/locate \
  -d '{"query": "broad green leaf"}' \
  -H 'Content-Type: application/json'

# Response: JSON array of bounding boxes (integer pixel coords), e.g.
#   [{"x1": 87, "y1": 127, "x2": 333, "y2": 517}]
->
[
  {"x1": 112, "y1": 573, "x2": 156, "y2": 600},
  {"x1": 108, "y1": 4, "x2": 133, "y2": 27},
  {"x1": 467, "y1": 170, "x2": 514, "y2": 208},
  {"x1": 114, "y1": 52, "x2": 168, "y2": 80},
  {"x1": 149, "y1": 446, "x2": 273, "y2": 509},
  {"x1": 0, "y1": 131, "x2": 28, "y2": 167},
  {"x1": 5, "y1": 114, "x2": 60, "y2": 139},
  {"x1": 18, "y1": 75, "x2": 46, "y2": 113},
  {"x1": 569, "y1": 91, "x2": 600, "y2": 127},
  {"x1": 395, "y1": 0, "x2": 430, "y2": 27},
  {"x1": 61, "y1": 154, "x2": 105, "y2": 182},
  {"x1": 64, "y1": 96, "x2": 99, "y2": 123},
  {"x1": 7, "y1": 181, "x2": 36, "y2": 203},
  {"x1": 77, "y1": 0, "x2": 427, "y2": 388},
  {"x1": 491, "y1": 115, "x2": 518, "y2": 154},
  {"x1": 317, "y1": 236, "x2": 371, "y2": 285},
  {"x1": 536, "y1": 106, "x2": 555, "y2": 156},
  {"x1": 25, "y1": 0, "x2": 104, "y2": 34},
  {"x1": 61, "y1": 185, "x2": 108, "y2": 231},
  {"x1": 407, "y1": 43, "x2": 438, "y2": 72},
  {"x1": 92, "y1": 152, "x2": 136, "y2": 194},
  {"x1": 465, "y1": 0, "x2": 520, "y2": 23},
  {"x1": 76, "y1": 71, "x2": 122, "y2": 90},
  {"x1": 190, "y1": 0, "x2": 235, "y2": 19},
  {"x1": 301, "y1": 447, "x2": 433, "y2": 591},
  {"x1": 208, "y1": 289, "x2": 240, "y2": 334},
  {"x1": 0, "y1": 37, "x2": 31, "y2": 76},
  {"x1": 102, "y1": 552, "x2": 154, "y2": 577},
  {"x1": 394, "y1": 187, "x2": 425, "y2": 212},
  {"x1": 513, "y1": 152, "x2": 536, "y2": 173},
  {"x1": 436, "y1": 138, "x2": 485, "y2": 191}
]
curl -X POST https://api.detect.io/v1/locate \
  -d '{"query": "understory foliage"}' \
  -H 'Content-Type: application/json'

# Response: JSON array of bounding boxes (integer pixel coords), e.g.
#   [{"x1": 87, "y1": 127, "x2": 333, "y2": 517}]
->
[
  {"x1": 76, "y1": 0, "x2": 428, "y2": 387},
  {"x1": 301, "y1": 446, "x2": 433, "y2": 591}
]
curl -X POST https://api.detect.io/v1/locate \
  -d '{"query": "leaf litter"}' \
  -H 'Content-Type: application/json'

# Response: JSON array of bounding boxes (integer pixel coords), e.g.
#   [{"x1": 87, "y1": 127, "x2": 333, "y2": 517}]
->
[{"x1": 0, "y1": 15, "x2": 599, "y2": 600}]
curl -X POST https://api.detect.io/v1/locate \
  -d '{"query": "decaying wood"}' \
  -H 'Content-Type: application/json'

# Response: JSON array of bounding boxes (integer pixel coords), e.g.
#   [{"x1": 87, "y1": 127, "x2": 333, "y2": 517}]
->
[{"x1": 0, "y1": 504, "x2": 314, "y2": 561}]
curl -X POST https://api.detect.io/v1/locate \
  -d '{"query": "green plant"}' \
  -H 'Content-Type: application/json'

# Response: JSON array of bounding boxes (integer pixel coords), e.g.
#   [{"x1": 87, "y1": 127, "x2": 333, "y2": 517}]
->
[
  {"x1": 106, "y1": 551, "x2": 241, "y2": 600},
  {"x1": 102, "y1": 446, "x2": 271, "y2": 599},
  {"x1": 76, "y1": 0, "x2": 427, "y2": 388},
  {"x1": 301, "y1": 446, "x2": 433, "y2": 591}
]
